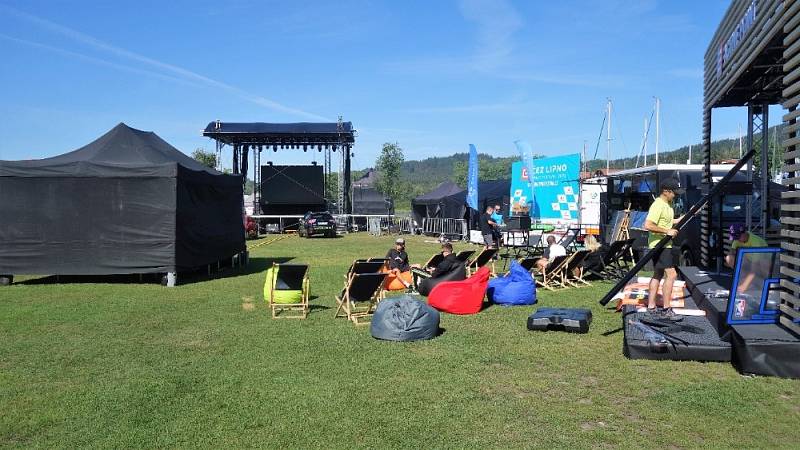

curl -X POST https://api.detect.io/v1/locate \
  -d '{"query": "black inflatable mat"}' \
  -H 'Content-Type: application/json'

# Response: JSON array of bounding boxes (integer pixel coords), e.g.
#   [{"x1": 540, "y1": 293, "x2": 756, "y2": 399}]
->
[
  {"x1": 731, "y1": 324, "x2": 800, "y2": 378},
  {"x1": 622, "y1": 305, "x2": 731, "y2": 362},
  {"x1": 527, "y1": 308, "x2": 592, "y2": 333}
]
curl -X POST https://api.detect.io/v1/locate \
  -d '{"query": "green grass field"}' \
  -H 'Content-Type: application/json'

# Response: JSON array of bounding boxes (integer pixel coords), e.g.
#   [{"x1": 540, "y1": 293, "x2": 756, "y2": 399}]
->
[{"x1": 1, "y1": 233, "x2": 798, "y2": 448}]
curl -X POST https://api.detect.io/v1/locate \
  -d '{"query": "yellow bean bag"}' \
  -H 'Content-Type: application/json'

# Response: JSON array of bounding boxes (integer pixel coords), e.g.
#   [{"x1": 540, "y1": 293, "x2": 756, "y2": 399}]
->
[
  {"x1": 382, "y1": 269, "x2": 412, "y2": 291},
  {"x1": 264, "y1": 266, "x2": 303, "y2": 304}
]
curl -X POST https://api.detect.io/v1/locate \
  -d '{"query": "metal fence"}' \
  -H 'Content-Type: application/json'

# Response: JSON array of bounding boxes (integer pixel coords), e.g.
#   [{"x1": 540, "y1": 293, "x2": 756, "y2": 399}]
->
[
  {"x1": 250, "y1": 214, "x2": 414, "y2": 236},
  {"x1": 422, "y1": 218, "x2": 468, "y2": 240}
]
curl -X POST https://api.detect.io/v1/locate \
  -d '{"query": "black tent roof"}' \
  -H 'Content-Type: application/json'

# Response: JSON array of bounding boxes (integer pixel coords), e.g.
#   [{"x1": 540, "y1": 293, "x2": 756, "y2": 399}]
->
[
  {"x1": 0, "y1": 123, "x2": 224, "y2": 178},
  {"x1": 414, "y1": 181, "x2": 463, "y2": 202}
]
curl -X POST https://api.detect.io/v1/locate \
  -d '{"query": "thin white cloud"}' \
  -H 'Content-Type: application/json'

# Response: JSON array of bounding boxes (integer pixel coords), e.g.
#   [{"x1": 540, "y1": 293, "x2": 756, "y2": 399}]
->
[
  {"x1": 1, "y1": 4, "x2": 331, "y2": 122},
  {"x1": 458, "y1": 0, "x2": 523, "y2": 72},
  {"x1": 0, "y1": 33, "x2": 201, "y2": 88}
]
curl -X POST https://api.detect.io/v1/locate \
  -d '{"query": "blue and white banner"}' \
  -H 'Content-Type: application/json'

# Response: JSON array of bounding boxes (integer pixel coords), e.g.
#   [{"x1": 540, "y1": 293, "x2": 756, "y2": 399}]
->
[
  {"x1": 510, "y1": 152, "x2": 581, "y2": 222},
  {"x1": 466, "y1": 144, "x2": 479, "y2": 211}
]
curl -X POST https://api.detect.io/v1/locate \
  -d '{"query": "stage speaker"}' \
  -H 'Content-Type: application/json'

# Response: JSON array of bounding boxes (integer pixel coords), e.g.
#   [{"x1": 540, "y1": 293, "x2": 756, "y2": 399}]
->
[{"x1": 506, "y1": 215, "x2": 531, "y2": 230}]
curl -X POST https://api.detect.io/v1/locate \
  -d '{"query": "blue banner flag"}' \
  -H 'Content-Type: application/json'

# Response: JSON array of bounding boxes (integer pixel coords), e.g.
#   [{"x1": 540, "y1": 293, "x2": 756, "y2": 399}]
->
[{"x1": 466, "y1": 144, "x2": 479, "y2": 210}]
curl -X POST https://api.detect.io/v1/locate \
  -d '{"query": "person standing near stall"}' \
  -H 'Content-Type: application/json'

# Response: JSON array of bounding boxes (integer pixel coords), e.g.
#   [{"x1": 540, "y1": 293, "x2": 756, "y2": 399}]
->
[{"x1": 644, "y1": 178, "x2": 684, "y2": 312}]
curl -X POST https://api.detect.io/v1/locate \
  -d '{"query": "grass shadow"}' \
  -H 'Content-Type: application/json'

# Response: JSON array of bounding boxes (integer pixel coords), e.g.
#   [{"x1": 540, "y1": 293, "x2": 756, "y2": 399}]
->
[{"x1": 15, "y1": 256, "x2": 295, "y2": 287}]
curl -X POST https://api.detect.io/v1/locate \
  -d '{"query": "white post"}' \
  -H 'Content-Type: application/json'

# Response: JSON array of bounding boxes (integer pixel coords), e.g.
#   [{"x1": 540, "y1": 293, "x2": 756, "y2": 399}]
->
[
  {"x1": 738, "y1": 123, "x2": 743, "y2": 158},
  {"x1": 582, "y1": 140, "x2": 587, "y2": 175},
  {"x1": 643, "y1": 117, "x2": 648, "y2": 166},
  {"x1": 655, "y1": 97, "x2": 660, "y2": 166},
  {"x1": 606, "y1": 98, "x2": 612, "y2": 173},
  {"x1": 688, "y1": 144, "x2": 692, "y2": 165}
]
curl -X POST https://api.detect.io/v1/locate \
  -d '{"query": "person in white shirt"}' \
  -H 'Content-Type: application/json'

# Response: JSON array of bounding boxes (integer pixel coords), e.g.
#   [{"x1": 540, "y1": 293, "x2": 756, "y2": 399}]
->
[{"x1": 536, "y1": 235, "x2": 567, "y2": 272}]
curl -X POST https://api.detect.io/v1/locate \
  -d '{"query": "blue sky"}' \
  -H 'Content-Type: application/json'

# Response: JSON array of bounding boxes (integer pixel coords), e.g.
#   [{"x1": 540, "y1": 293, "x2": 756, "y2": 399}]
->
[{"x1": 0, "y1": 0, "x2": 755, "y2": 171}]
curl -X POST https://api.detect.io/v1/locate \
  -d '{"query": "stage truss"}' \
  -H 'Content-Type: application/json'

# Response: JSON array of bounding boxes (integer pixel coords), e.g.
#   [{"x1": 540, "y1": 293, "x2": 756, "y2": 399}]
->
[{"x1": 202, "y1": 119, "x2": 356, "y2": 214}]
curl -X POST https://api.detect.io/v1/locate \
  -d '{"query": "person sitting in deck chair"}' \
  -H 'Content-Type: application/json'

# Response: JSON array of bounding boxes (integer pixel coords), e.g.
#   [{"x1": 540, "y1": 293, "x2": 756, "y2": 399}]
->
[
  {"x1": 536, "y1": 235, "x2": 567, "y2": 272},
  {"x1": 385, "y1": 238, "x2": 412, "y2": 288},
  {"x1": 412, "y1": 242, "x2": 460, "y2": 287},
  {"x1": 724, "y1": 223, "x2": 770, "y2": 292}
]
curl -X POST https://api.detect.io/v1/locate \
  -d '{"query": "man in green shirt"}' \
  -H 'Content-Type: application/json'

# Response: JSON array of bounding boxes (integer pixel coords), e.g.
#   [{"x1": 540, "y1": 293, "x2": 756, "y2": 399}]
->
[{"x1": 644, "y1": 178, "x2": 684, "y2": 311}]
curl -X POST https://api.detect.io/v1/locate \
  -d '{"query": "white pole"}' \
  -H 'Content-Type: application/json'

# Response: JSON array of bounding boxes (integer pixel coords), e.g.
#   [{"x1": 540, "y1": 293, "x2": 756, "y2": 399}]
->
[
  {"x1": 606, "y1": 98, "x2": 612, "y2": 173},
  {"x1": 738, "y1": 123, "x2": 743, "y2": 158},
  {"x1": 655, "y1": 97, "x2": 660, "y2": 166},
  {"x1": 582, "y1": 140, "x2": 587, "y2": 175},
  {"x1": 688, "y1": 144, "x2": 692, "y2": 164},
  {"x1": 643, "y1": 117, "x2": 648, "y2": 166}
]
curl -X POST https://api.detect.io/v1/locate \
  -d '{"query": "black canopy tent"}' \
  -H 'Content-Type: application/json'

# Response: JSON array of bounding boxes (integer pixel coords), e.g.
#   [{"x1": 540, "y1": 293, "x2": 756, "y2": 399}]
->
[
  {"x1": 411, "y1": 180, "x2": 510, "y2": 227},
  {"x1": 352, "y1": 186, "x2": 393, "y2": 215},
  {"x1": 0, "y1": 123, "x2": 246, "y2": 282}
]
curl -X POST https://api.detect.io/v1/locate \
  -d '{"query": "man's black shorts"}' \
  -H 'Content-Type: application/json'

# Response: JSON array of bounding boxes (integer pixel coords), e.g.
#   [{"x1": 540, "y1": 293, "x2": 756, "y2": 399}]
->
[{"x1": 652, "y1": 246, "x2": 677, "y2": 270}]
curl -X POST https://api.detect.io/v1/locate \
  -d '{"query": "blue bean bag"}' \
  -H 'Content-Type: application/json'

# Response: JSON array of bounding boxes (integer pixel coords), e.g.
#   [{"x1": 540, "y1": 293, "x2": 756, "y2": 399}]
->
[{"x1": 487, "y1": 261, "x2": 537, "y2": 306}]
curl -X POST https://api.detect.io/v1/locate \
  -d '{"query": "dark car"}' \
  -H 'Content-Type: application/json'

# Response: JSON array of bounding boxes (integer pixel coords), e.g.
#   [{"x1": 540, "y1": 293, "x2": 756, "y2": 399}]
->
[{"x1": 299, "y1": 211, "x2": 337, "y2": 238}]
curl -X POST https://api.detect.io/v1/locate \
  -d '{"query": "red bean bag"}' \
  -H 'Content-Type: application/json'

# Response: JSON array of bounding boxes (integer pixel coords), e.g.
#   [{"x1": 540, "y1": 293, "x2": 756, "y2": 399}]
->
[
  {"x1": 382, "y1": 269, "x2": 413, "y2": 291},
  {"x1": 428, "y1": 266, "x2": 490, "y2": 315}
]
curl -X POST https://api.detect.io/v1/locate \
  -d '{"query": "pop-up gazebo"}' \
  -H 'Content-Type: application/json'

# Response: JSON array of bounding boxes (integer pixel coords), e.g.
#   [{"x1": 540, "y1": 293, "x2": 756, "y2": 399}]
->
[{"x1": 0, "y1": 123, "x2": 246, "y2": 285}]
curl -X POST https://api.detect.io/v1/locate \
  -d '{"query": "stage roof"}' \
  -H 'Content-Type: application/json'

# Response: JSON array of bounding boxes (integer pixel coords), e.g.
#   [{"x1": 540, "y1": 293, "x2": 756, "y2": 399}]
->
[
  {"x1": 202, "y1": 121, "x2": 355, "y2": 146},
  {"x1": 703, "y1": 0, "x2": 787, "y2": 108}
]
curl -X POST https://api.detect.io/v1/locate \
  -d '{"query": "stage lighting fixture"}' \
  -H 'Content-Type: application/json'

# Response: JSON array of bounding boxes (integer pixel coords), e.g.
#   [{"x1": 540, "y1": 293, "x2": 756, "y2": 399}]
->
[
  {"x1": 311, "y1": 161, "x2": 317, "y2": 166},
  {"x1": 303, "y1": 144, "x2": 307, "y2": 152},
  {"x1": 332, "y1": 145, "x2": 337, "y2": 152},
  {"x1": 317, "y1": 145, "x2": 322, "y2": 152},
  {"x1": 273, "y1": 144, "x2": 277, "y2": 151},
  {"x1": 267, "y1": 161, "x2": 273, "y2": 166}
]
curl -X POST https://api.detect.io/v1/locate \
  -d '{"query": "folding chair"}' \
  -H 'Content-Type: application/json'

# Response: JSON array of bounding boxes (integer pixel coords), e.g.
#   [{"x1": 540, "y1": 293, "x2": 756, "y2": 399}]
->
[
  {"x1": 534, "y1": 254, "x2": 570, "y2": 290},
  {"x1": 423, "y1": 253, "x2": 445, "y2": 269},
  {"x1": 518, "y1": 257, "x2": 538, "y2": 272},
  {"x1": 558, "y1": 228, "x2": 580, "y2": 253},
  {"x1": 264, "y1": 263, "x2": 310, "y2": 319},
  {"x1": 604, "y1": 238, "x2": 637, "y2": 277},
  {"x1": 561, "y1": 249, "x2": 592, "y2": 287},
  {"x1": 344, "y1": 260, "x2": 386, "y2": 280},
  {"x1": 468, "y1": 248, "x2": 498, "y2": 276},
  {"x1": 587, "y1": 240, "x2": 628, "y2": 279},
  {"x1": 334, "y1": 272, "x2": 388, "y2": 325},
  {"x1": 455, "y1": 250, "x2": 476, "y2": 263}
]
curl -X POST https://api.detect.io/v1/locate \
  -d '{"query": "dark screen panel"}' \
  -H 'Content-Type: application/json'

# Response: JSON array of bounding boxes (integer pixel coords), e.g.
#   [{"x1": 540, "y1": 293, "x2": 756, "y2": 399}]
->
[{"x1": 261, "y1": 165, "x2": 324, "y2": 205}]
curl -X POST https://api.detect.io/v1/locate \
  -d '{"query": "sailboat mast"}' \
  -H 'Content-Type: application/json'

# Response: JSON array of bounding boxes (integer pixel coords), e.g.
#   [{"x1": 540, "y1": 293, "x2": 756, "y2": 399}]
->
[
  {"x1": 655, "y1": 97, "x2": 660, "y2": 166},
  {"x1": 606, "y1": 98, "x2": 612, "y2": 172}
]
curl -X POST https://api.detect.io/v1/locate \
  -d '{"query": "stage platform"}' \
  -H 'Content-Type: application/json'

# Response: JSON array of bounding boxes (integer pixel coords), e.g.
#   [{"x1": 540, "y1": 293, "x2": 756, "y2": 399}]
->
[
  {"x1": 678, "y1": 265, "x2": 800, "y2": 378},
  {"x1": 677, "y1": 266, "x2": 732, "y2": 334},
  {"x1": 622, "y1": 296, "x2": 731, "y2": 362}
]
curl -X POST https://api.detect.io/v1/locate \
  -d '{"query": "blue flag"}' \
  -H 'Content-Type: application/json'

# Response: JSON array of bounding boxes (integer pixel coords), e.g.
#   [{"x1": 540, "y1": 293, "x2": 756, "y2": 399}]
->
[{"x1": 466, "y1": 144, "x2": 479, "y2": 210}]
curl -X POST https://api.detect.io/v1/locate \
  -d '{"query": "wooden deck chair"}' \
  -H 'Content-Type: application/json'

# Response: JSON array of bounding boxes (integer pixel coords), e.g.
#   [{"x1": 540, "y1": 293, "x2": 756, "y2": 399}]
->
[
  {"x1": 455, "y1": 250, "x2": 476, "y2": 263},
  {"x1": 264, "y1": 263, "x2": 310, "y2": 319},
  {"x1": 344, "y1": 260, "x2": 386, "y2": 280},
  {"x1": 558, "y1": 228, "x2": 580, "y2": 253},
  {"x1": 561, "y1": 250, "x2": 592, "y2": 287},
  {"x1": 586, "y1": 239, "x2": 628, "y2": 279},
  {"x1": 534, "y1": 254, "x2": 570, "y2": 290},
  {"x1": 334, "y1": 272, "x2": 388, "y2": 325},
  {"x1": 518, "y1": 257, "x2": 538, "y2": 272},
  {"x1": 423, "y1": 253, "x2": 445, "y2": 269},
  {"x1": 467, "y1": 248, "x2": 498, "y2": 276}
]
